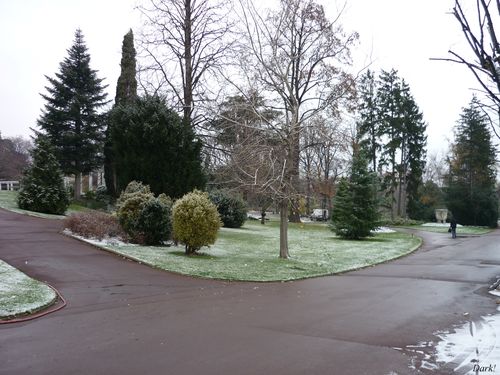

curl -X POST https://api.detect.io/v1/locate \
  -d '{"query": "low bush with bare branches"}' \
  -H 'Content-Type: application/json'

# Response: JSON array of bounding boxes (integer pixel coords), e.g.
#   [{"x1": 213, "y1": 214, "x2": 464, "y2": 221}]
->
[{"x1": 63, "y1": 211, "x2": 128, "y2": 241}]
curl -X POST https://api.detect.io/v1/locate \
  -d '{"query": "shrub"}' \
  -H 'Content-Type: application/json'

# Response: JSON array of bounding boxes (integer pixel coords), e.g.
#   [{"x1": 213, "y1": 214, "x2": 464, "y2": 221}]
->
[
  {"x1": 17, "y1": 136, "x2": 69, "y2": 215},
  {"x1": 137, "y1": 197, "x2": 172, "y2": 245},
  {"x1": 116, "y1": 181, "x2": 173, "y2": 245},
  {"x1": 172, "y1": 190, "x2": 221, "y2": 254},
  {"x1": 116, "y1": 180, "x2": 151, "y2": 209},
  {"x1": 117, "y1": 191, "x2": 154, "y2": 242},
  {"x1": 209, "y1": 190, "x2": 247, "y2": 228},
  {"x1": 95, "y1": 185, "x2": 112, "y2": 205},
  {"x1": 64, "y1": 211, "x2": 127, "y2": 241}
]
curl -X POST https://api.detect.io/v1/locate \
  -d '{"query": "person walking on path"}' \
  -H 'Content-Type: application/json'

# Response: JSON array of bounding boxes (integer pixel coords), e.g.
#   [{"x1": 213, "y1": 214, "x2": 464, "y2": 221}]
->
[{"x1": 450, "y1": 217, "x2": 457, "y2": 239}]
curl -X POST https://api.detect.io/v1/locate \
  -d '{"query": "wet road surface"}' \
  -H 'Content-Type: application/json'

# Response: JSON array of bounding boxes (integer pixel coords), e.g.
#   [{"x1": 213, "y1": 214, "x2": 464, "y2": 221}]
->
[{"x1": 1, "y1": 209, "x2": 499, "y2": 374}]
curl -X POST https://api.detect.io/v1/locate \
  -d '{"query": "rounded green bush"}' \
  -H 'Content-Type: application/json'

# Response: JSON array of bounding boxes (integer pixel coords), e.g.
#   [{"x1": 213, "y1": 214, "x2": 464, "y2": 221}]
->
[
  {"x1": 116, "y1": 180, "x2": 151, "y2": 209},
  {"x1": 172, "y1": 190, "x2": 221, "y2": 254},
  {"x1": 116, "y1": 181, "x2": 173, "y2": 245},
  {"x1": 138, "y1": 197, "x2": 172, "y2": 245},
  {"x1": 117, "y1": 191, "x2": 154, "y2": 242},
  {"x1": 209, "y1": 190, "x2": 247, "y2": 228}
]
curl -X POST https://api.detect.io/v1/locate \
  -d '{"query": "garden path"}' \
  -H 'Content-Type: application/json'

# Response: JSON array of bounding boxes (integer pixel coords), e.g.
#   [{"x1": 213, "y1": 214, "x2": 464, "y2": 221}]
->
[{"x1": 1, "y1": 209, "x2": 499, "y2": 374}]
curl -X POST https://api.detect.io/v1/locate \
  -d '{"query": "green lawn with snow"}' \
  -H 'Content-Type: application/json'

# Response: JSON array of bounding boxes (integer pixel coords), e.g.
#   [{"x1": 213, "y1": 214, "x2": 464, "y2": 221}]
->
[
  {"x1": 0, "y1": 260, "x2": 56, "y2": 320},
  {"x1": 402, "y1": 223, "x2": 492, "y2": 235},
  {"x1": 87, "y1": 221, "x2": 421, "y2": 282},
  {"x1": 0, "y1": 191, "x2": 86, "y2": 219}
]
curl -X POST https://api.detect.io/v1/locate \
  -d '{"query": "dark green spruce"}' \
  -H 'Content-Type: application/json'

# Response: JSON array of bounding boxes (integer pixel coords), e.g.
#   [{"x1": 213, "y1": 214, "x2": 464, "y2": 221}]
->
[
  {"x1": 445, "y1": 97, "x2": 498, "y2": 227},
  {"x1": 357, "y1": 69, "x2": 427, "y2": 220},
  {"x1": 357, "y1": 69, "x2": 380, "y2": 172},
  {"x1": 17, "y1": 136, "x2": 69, "y2": 215},
  {"x1": 331, "y1": 148, "x2": 380, "y2": 239},
  {"x1": 37, "y1": 29, "x2": 108, "y2": 199}
]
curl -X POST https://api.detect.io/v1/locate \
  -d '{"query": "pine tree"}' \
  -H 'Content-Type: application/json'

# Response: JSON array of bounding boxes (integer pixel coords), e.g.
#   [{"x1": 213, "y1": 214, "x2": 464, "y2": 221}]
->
[
  {"x1": 111, "y1": 95, "x2": 205, "y2": 198},
  {"x1": 37, "y1": 29, "x2": 108, "y2": 199},
  {"x1": 377, "y1": 69, "x2": 403, "y2": 219},
  {"x1": 402, "y1": 85, "x2": 427, "y2": 219},
  {"x1": 445, "y1": 97, "x2": 498, "y2": 227},
  {"x1": 357, "y1": 69, "x2": 380, "y2": 172},
  {"x1": 331, "y1": 148, "x2": 380, "y2": 239},
  {"x1": 105, "y1": 29, "x2": 138, "y2": 196},
  {"x1": 17, "y1": 136, "x2": 69, "y2": 215},
  {"x1": 375, "y1": 70, "x2": 427, "y2": 220}
]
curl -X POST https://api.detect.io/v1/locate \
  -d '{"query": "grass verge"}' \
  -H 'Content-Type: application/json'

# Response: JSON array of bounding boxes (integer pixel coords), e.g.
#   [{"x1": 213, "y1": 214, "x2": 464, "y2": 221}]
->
[
  {"x1": 400, "y1": 224, "x2": 492, "y2": 235},
  {"x1": 0, "y1": 191, "x2": 88, "y2": 219},
  {"x1": 0, "y1": 260, "x2": 56, "y2": 320},
  {"x1": 78, "y1": 221, "x2": 422, "y2": 282}
]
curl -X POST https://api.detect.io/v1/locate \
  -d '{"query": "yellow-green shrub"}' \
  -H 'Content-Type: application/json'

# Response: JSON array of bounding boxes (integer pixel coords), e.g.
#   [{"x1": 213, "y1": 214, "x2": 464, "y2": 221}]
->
[{"x1": 172, "y1": 190, "x2": 221, "y2": 254}]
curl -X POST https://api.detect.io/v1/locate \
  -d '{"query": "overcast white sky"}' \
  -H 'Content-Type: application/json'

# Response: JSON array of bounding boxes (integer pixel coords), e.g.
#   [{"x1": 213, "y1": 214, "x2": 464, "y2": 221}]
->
[{"x1": 0, "y1": 0, "x2": 482, "y2": 154}]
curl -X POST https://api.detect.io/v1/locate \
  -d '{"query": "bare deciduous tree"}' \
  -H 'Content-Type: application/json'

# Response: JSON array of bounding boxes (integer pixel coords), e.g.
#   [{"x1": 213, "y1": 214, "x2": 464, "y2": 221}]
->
[
  {"x1": 300, "y1": 115, "x2": 352, "y2": 217},
  {"x1": 227, "y1": 0, "x2": 357, "y2": 258},
  {"x1": 0, "y1": 134, "x2": 32, "y2": 180},
  {"x1": 137, "y1": 0, "x2": 233, "y2": 128},
  {"x1": 436, "y1": 0, "x2": 500, "y2": 138}
]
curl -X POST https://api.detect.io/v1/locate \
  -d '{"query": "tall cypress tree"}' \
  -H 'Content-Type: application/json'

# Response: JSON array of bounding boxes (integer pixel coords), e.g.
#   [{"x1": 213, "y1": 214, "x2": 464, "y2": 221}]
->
[
  {"x1": 37, "y1": 29, "x2": 108, "y2": 199},
  {"x1": 105, "y1": 29, "x2": 138, "y2": 196},
  {"x1": 445, "y1": 97, "x2": 498, "y2": 227},
  {"x1": 115, "y1": 29, "x2": 138, "y2": 106}
]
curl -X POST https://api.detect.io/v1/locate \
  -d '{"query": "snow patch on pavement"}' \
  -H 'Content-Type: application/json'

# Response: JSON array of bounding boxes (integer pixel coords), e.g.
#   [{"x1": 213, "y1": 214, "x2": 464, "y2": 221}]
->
[{"x1": 405, "y1": 290, "x2": 500, "y2": 374}]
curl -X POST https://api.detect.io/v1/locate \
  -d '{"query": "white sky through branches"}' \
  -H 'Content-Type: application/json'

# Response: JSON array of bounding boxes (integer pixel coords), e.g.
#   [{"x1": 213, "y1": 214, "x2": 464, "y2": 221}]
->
[{"x1": 0, "y1": 0, "x2": 484, "y2": 154}]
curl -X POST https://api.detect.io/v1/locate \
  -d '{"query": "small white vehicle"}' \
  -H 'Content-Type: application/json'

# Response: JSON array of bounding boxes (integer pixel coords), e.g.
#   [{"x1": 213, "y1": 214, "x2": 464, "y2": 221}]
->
[{"x1": 310, "y1": 209, "x2": 328, "y2": 221}]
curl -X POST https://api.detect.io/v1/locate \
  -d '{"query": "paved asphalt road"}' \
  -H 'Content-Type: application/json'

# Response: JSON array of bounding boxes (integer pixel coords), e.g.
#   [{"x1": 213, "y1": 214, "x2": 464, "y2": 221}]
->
[{"x1": 1, "y1": 209, "x2": 499, "y2": 375}]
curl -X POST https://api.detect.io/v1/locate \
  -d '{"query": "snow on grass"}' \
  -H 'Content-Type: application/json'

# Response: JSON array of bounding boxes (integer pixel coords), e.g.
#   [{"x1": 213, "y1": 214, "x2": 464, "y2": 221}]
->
[
  {"x1": 68, "y1": 221, "x2": 421, "y2": 282},
  {"x1": 373, "y1": 226, "x2": 396, "y2": 233},
  {"x1": 0, "y1": 260, "x2": 56, "y2": 319},
  {"x1": 400, "y1": 222, "x2": 491, "y2": 235},
  {"x1": 421, "y1": 222, "x2": 463, "y2": 227},
  {"x1": 0, "y1": 191, "x2": 66, "y2": 219}
]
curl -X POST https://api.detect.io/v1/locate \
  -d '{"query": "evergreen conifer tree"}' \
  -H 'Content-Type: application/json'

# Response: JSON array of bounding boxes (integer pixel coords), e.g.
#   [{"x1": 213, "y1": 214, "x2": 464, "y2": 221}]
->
[
  {"x1": 111, "y1": 95, "x2": 205, "y2": 198},
  {"x1": 445, "y1": 97, "x2": 498, "y2": 227},
  {"x1": 37, "y1": 29, "x2": 108, "y2": 199},
  {"x1": 401, "y1": 85, "x2": 427, "y2": 219},
  {"x1": 105, "y1": 29, "x2": 138, "y2": 196},
  {"x1": 18, "y1": 136, "x2": 69, "y2": 215},
  {"x1": 331, "y1": 148, "x2": 380, "y2": 239},
  {"x1": 357, "y1": 70, "x2": 380, "y2": 172},
  {"x1": 369, "y1": 69, "x2": 427, "y2": 220}
]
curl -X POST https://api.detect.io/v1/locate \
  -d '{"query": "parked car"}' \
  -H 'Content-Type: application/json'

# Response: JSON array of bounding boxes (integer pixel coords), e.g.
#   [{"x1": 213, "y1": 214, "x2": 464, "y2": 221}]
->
[{"x1": 310, "y1": 209, "x2": 328, "y2": 221}]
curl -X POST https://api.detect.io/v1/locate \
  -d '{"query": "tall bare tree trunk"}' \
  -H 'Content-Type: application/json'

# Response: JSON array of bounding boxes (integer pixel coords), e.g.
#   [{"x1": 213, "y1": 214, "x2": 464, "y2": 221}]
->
[
  {"x1": 288, "y1": 115, "x2": 301, "y2": 223},
  {"x1": 183, "y1": 0, "x2": 193, "y2": 128},
  {"x1": 279, "y1": 197, "x2": 290, "y2": 259},
  {"x1": 74, "y1": 172, "x2": 82, "y2": 200}
]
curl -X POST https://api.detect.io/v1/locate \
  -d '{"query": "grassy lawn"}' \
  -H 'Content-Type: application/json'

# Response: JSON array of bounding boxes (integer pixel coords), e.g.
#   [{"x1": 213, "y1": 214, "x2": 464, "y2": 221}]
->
[
  {"x1": 0, "y1": 191, "x2": 87, "y2": 218},
  {"x1": 0, "y1": 260, "x2": 56, "y2": 320},
  {"x1": 400, "y1": 223, "x2": 492, "y2": 235},
  {"x1": 1, "y1": 190, "x2": 420, "y2": 282},
  {"x1": 85, "y1": 221, "x2": 421, "y2": 282}
]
